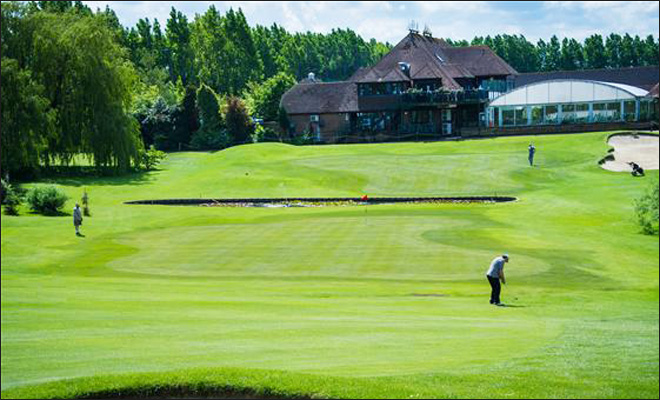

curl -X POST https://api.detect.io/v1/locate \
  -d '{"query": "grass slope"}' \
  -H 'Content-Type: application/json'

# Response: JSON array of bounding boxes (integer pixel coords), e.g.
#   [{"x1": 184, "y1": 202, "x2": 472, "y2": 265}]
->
[{"x1": 1, "y1": 132, "x2": 658, "y2": 399}]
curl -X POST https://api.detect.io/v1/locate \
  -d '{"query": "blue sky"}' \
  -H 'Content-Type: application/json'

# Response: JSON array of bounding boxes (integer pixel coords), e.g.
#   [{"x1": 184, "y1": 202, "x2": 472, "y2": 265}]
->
[{"x1": 83, "y1": 1, "x2": 659, "y2": 44}]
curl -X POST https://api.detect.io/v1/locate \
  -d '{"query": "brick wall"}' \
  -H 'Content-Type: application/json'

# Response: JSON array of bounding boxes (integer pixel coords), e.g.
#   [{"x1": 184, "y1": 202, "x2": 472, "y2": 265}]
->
[{"x1": 289, "y1": 113, "x2": 351, "y2": 142}]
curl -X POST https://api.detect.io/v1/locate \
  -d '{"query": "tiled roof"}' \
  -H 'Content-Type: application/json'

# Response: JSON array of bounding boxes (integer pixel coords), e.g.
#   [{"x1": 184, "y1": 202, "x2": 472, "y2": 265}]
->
[
  {"x1": 354, "y1": 32, "x2": 517, "y2": 88},
  {"x1": 442, "y1": 46, "x2": 517, "y2": 77},
  {"x1": 281, "y1": 81, "x2": 357, "y2": 114},
  {"x1": 648, "y1": 83, "x2": 659, "y2": 98},
  {"x1": 281, "y1": 32, "x2": 520, "y2": 115}
]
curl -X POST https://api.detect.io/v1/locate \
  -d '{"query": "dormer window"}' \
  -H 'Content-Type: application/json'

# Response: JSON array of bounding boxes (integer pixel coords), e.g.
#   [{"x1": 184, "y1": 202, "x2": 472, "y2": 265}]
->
[{"x1": 398, "y1": 62, "x2": 411, "y2": 78}]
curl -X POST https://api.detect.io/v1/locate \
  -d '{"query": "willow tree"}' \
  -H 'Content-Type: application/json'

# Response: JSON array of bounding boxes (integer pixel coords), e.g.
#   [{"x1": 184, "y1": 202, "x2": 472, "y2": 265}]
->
[
  {"x1": 0, "y1": 58, "x2": 54, "y2": 177},
  {"x1": 26, "y1": 11, "x2": 142, "y2": 170}
]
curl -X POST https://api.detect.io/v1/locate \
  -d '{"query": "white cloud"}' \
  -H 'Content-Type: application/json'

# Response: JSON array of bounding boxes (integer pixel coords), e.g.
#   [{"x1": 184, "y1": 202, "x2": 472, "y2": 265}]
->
[
  {"x1": 83, "y1": 1, "x2": 658, "y2": 44},
  {"x1": 540, "y1": 1, "x2": 659, "y2": 40}
]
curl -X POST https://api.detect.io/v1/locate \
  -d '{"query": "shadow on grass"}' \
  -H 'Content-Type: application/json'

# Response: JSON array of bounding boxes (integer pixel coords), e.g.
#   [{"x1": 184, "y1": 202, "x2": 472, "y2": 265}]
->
[
  {"x1": 27, "y1": 210, "x2": 71, "y2": 217},
  {"x1": 500, "y1": 304, "x2": 526, "y2": 308},
  {"x1": 35, "y1": 166, "x2": 158, "y2": 187},
  {"x1": 74, "y1": 384, "x2": 312, "y2": 400}
]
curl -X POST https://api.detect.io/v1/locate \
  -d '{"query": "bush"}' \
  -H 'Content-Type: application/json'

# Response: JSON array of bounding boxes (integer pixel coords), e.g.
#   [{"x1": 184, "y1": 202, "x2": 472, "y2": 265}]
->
[
  {"x1": 190, "y1": 128, "x2": 230, "y2": 150},
  {"x1": 244, "y1": 73, "x2": 297, "y2": 121},
  {"x1": 139, "y1": 145, "x2": 167, "y2": 171},
  {"x1": 1, "y1": 178, "x2": 8, "y2": 204},
  {"x1": 82, "y1": 189, "x2": 90, "y2": 217},
  {"x1": 26, "y1": 185, "x2": 69, "y2": 216},
  {"x1": 635, "y1": 179, "x2": 659, "y2": 235},
  {"x1": 191, "y1": 84, "x2": 229, "y2": 150},
  {"x1": 225, "y1": 96, "x2": 254, "y2": 145},
  {"x1": 251, "y1": 125, "x2": 281, "y2": 143},
  {"x1": 1, "y1": 179, "x2": 22, "y2": 215},
  {"x1": 278, "y1": 106, "x2": 291, "y2": 136},
  {"x1": 290, "y1": 129, "x2": 315, "y2": 146}
]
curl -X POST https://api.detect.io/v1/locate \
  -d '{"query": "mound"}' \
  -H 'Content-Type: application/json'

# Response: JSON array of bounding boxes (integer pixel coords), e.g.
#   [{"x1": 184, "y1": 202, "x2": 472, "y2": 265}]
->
[{"x1": 601, "y1": 134, "x2": 659, "y2": 172}]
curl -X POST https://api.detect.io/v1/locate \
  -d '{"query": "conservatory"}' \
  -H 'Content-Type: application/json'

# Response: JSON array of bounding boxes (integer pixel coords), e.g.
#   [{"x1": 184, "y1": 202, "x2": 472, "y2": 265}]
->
[{"x1": 486, "y1": 79, "x2": 657, "y2": 128}]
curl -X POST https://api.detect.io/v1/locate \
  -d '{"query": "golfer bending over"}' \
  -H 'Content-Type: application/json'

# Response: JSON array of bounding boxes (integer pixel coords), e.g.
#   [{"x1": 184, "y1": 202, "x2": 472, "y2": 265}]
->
[
  {"x1": 486, "y1": 254, "x2": 509, "y2": 306},
  {"x1": 73, "y1": 203, "x2": 83, "y2": 236}
]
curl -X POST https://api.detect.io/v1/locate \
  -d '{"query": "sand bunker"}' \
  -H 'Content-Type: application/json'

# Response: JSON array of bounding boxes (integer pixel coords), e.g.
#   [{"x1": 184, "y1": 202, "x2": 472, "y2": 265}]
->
[{"x1": 601, "y1": 134, "x2": 659, "y2": 172}]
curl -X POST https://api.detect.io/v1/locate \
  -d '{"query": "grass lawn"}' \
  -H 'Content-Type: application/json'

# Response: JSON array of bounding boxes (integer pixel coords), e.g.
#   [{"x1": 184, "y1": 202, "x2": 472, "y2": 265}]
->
[{"x1": 1, "y1": 131, "x2": 658, "y2": 399}]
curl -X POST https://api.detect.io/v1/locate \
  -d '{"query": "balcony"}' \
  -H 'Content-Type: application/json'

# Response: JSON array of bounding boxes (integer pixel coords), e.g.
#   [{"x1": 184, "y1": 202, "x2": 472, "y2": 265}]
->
[{"x1": 399, "y1": 89, "x2": 490, "y2": 107}]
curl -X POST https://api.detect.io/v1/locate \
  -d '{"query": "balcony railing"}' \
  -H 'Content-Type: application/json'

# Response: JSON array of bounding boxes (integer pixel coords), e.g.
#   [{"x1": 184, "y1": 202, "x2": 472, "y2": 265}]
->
[{"x1": 399, "y1": 89, "x2": 490, "y2": 106}]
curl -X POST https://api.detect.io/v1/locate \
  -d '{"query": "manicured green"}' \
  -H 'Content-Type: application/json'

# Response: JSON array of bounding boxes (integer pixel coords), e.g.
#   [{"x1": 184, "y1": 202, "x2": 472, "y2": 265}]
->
[{"x1": 2, "y1": 132, "x2": 658, "y2": 399}]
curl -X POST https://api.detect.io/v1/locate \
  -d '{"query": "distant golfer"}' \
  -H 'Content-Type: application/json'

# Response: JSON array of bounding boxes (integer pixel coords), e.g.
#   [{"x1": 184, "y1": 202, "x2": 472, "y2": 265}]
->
[
  {"x1": 486, "y1": 254, "x2": 509, "y2": 306},
  {"x1": 73, "y1": 203, "x2": 83, "y2": 236},
  {"x1": 528, "y1": 143, "x2": 536, "y2": 166}
]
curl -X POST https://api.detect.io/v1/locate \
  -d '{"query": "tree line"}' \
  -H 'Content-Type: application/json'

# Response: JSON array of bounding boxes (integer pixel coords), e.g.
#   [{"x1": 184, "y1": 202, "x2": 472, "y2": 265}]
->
[
  {"x1": 446, "y1": 33, "x2": 659, "y2": 73},
  {"x1": 2, "y1": 1, "x2": 658, "y2": 178},
  {"x1": 0, "y1": 1, "x2": 390, "y2": 177}
]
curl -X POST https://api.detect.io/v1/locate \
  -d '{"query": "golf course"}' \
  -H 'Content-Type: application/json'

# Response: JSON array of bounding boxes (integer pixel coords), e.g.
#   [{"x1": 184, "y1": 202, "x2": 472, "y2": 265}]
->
[{"x1": 1, "y1": 131, "x2": 658, "y2": 399}]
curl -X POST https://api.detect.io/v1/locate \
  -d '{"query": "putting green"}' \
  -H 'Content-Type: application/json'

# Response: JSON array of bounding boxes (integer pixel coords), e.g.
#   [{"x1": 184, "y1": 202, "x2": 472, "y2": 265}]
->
[{"x1": 1, "y1": 132, "x2": 658, "y2": 399}]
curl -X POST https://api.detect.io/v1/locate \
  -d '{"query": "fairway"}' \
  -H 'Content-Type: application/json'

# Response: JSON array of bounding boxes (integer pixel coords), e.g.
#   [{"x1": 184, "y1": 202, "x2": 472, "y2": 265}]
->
[{"x1": 1, "y1": 132, "x2": 658, "y2": 399}]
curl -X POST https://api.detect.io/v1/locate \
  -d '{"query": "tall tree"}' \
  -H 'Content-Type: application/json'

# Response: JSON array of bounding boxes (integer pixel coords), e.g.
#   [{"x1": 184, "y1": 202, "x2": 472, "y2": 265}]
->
[
  {"x1": 619, "y1": 33, "x2": 637, "y2": 67},
  {"x1": 1, "y1": 58, "x2": 55, "y2": 176},
  {"x1": 190, "y1": 5, "x2": 227, "y2": 92},
  {"x1": 174, "y1": 84, "x2": 200, "y2": 149},
  {"x1": 583, "y1": 34, "x2": 607, "y2": 69},
  {"x1": 545, "y1": 35, "x2": 561, "y2": 71},
  {"x1": 165, "y1": 7, "x2": 194, "y2": 84},
  {"x1": 221, "y1": 8, "x2": 263, "y2": 93},
  {"x1": 560, "y1": 38, "x2": 584, "y2": 70},
  {"x1": 642, "y1": 35, "x2": 659, "y2": 66},
  {"x1": 605, "y1": 33, "x2": 623, "y2": 68},
  {"x1": 135, "y1": 18, "x2": 153, "y2": 50},
  {"x1": 536, "y1": 39, "x2": 548, "y2": 71},
  {"x1": 27, "y1": 11, "x2": 142, "y2": 169}
]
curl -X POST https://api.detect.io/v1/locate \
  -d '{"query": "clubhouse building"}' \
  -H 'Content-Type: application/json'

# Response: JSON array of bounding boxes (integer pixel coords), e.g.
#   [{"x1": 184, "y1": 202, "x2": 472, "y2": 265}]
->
[{"x1": 280, "y1": 31, "x2": 659, "y2": 143}]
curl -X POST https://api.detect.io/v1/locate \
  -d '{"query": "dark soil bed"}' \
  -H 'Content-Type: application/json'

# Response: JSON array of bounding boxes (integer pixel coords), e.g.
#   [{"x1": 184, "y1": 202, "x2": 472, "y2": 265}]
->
[{"x1": 125, "y1": 196, "x2": 517, "y2": 207}]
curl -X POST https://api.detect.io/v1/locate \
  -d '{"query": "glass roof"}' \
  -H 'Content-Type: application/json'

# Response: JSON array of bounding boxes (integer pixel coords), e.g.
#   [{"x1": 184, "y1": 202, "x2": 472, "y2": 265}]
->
[{"x1": 489, "y1": 79, "x2": 648, "y2": 107}]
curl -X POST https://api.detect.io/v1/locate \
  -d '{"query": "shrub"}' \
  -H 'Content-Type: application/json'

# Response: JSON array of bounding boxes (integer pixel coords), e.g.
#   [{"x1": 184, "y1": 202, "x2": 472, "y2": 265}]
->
[
  {"x1": 225, "y1": 96, "x2": 254, "y2": 145},
  {"x1": 251, "y1": 125, "x2": 281, "y2": 143},
  {"x1": 190, "y1": 128, "x2": 230, "y2": 150},
  {"x1": 290, "y1": 129, "x2": 315, "y2": 146},
  {"x1": 1, "y1": 178, "x2": 8, "y2": 204},
  {"x1": 635, "y1": 179, "x2": 659, "y2": 235},
  {"x1": 191, "y1": 84, "x2": 229, "y2": 150},
  {"x1": 1, "y1": 179, "x2": 22, "y2": 215},
  {"x1": 278, "y1": 106, "x2": 291, "y2": 136},
  {"x1": 139, "y1": 145, "x2": 167, "y2": 171},
  {"x1": 26, "y1": 185, "x2": 69, "y2": 216},
  {"x1": 244, "y1": 72, "x2": 296, "y2": 121},
  {"x1": 82, "y1": 189, "x2": 90, "y2": 217}
]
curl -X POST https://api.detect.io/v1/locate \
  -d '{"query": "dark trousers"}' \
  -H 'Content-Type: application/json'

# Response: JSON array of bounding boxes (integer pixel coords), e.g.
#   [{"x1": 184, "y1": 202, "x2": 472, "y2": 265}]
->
[
  {"x1": 528, "y1": 155, "x2": 534, "y2": 166},
  {"x1": 487, "y1": 275, "x2": 501, "y2": 304}
]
